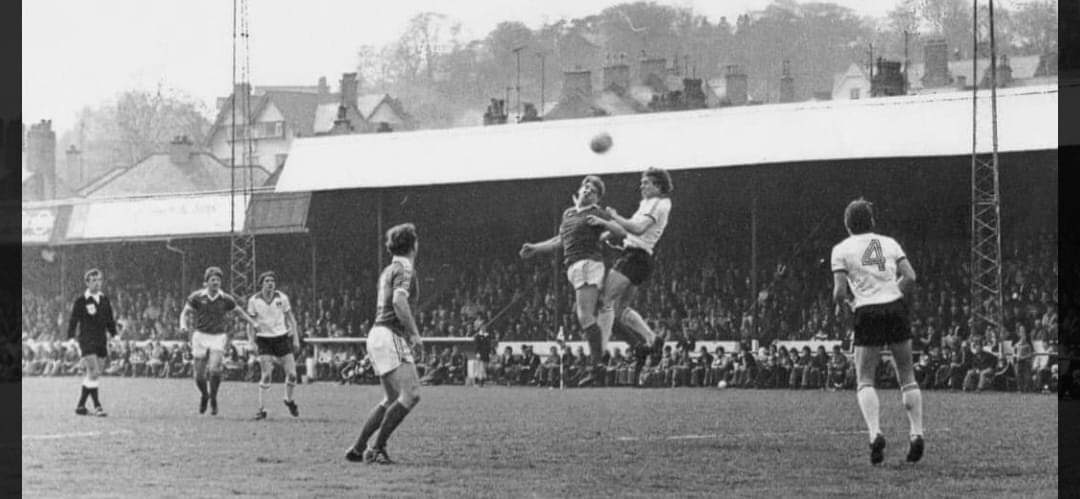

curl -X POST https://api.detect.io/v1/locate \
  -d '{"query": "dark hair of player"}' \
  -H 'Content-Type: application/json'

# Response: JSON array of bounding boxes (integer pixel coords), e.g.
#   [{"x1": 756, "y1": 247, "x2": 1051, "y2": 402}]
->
[
  {"x1": 581, "y1": 175, "x2": 605, "y2": 198},
  {"x1": 844, "y1": 198, "x2": 875, "y2": 234},
  {"x1": 644, "y1": 167, "x2": 673, "y2": 195},
  {"x1": 258, "y1": 270, "x2": 277, "y2": 286},
  {"x1": 84, "y1": 268, "x2": 103, "y2": 282},
  {"x1": 204, "y1": 266, "x2": 224, "y2": 281},
  {"x1": 386, "y1": 223, "x2": 418, "y2": 256}
]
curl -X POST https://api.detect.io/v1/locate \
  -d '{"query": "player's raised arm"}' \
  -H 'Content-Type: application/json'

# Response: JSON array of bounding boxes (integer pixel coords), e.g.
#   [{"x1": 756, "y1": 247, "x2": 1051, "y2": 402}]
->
[
  {"x1": 520, "y1": 235, "x2": 561, "y2": 259},
  {"x1": 605, "y1": 206, "x2": 654, "y2": 236},
  {"x1": 587, "y1": 214, "x2": 628, "y2": 238}
]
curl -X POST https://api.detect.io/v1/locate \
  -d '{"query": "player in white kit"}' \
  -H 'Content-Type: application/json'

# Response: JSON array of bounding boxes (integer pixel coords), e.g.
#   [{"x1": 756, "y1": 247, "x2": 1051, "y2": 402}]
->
[
  {"x1": 830, "y1": 199, "x2": 923, "y2": 465},
  {"x1": 587, "y1": 167, "x2": 673, "y2": 361},
  {"x1": 246, "y1": 271, "x2": 300, "y2": 420}
]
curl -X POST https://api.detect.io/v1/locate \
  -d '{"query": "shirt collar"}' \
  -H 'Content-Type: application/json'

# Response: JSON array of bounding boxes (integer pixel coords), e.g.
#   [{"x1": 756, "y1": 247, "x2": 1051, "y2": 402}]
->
[
  {"x1": 392, "y1": 255, "x2": 413, "y2": 270},
  {"x1": 203, "y1": 288, "x2": 222, "y2": 301},
  {"x1": 84, "y1": 289, "x2": 102, "y2": 301}
]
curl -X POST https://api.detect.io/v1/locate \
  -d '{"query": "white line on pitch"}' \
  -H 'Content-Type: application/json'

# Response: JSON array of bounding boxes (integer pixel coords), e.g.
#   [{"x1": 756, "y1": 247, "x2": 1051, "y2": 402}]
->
[
  {"x1": 616, "y1": 428, "x2": 950, "y2": 442},
  {"x1": 22, "y1": 430, "x2": 133, "y2": 441}
]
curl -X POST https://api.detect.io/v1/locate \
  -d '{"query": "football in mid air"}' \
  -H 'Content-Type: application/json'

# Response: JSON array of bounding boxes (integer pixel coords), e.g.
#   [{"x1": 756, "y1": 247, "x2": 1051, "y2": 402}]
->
[{"x1": 590, "y1": 132, "x2": 613, "y2": 154}]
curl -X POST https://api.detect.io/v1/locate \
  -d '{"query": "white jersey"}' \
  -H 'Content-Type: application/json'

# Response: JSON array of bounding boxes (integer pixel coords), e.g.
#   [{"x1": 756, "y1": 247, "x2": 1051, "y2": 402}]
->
[
  {"x1": 624, "y1": 197, "x2": 671, "y2": 255},
  {"x1": 830, "y1": 232, "x2": 907, "y2": 310},
  {"x1": 246, "y1": 291, "x2": 292, "y2": 337}
]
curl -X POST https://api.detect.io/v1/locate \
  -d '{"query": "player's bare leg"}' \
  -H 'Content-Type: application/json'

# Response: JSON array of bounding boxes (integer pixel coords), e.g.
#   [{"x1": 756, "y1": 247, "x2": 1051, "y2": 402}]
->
[
  {"x1": 206, "y1": 350, "x2": 225, "y2": 415},
  {"x1": 281, "y1": 353, "x2": 300, "y2": 417},
  {"x1": 597, "y1": 272, "x2": 631, "y2": 351},
  {"x1": 255, "y1": 355, "x2": 274, "y2": 419},
  {"x1": 193, "y1": 354, "x2": 210, "y2": 414},
  {"x1": 365, "y1": 364, "x2": 421, "y2": 464},
  {"x1": 855, "y1": 346, "x2": 885, "y2": 465},
  {"x1": 348, "y1": 377, "x2": 400, "y2": 461},
  {"x1": 889, "y1": 340, "x2": 924, "y2": 462}
]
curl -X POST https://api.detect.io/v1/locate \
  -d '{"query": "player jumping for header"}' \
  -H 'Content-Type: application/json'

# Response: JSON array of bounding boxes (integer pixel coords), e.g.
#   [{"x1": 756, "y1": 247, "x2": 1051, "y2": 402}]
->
[
  {"x1": 587, "y1": 167, "x2": 673, "y2": 361},
  {"x1": 831, "y1": 198, "x2": 924, "y2": 465},
  {"x1": 520, "y1": 175, "x2": 612, "y2": 374}
]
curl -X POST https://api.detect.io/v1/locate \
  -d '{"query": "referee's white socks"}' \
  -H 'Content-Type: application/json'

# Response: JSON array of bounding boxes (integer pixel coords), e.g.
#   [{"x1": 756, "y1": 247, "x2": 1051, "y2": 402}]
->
[
  {"x1": 856, "y1": 384, "x2": 881, "y2": 441},
  {"x1": 901, "y1": 383, "x2": 924, "y2": 438}
]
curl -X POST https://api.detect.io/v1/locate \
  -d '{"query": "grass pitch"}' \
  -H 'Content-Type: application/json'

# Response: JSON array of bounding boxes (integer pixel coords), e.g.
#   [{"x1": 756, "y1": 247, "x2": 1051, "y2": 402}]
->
[{"x1": 22, "y1": 378, "x2": 1056, "y2": 498}]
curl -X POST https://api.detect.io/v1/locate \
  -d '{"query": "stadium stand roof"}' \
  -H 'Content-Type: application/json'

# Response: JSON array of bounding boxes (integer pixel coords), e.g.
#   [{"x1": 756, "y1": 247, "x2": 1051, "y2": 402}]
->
[{"x1": 274, "y1": 85, "x2": 1058, "y2": 194}]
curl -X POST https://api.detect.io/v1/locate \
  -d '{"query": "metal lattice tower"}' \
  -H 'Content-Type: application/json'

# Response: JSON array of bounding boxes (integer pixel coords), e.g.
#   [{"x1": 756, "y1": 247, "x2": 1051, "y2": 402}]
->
[
  {"x1": 229, "y1": 0, "x2": 257, "y2": 298},
  {"x1": 969, "y1": 0, "x2": 1004, "y2": 338}
]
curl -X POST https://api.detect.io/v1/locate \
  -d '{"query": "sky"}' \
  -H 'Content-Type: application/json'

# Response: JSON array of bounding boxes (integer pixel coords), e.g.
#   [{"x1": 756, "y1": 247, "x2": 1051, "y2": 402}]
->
[{"x1": 21, "y1": 0, "x2": 1022, "y2": 133}]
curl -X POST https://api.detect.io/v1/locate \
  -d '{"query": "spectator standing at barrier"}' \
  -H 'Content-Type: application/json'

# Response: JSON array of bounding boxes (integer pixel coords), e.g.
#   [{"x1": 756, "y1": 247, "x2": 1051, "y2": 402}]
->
[
  {"x1": 471, "y1": 319, "x2": 492, "y2": 387},
  {"x1": 827, "y1": 345, "x2": 849, "y2": 390},
  {"x1": 519, "y1": 345, "x2": 540, "y2": 385},
  {"x1": 1013, "y1": 326, "x2": 1034, "y2": 392},
  {"x1": 66, "y1": 268, "x2": 119, "y2": 417},
  {"x1": 963, "y1": 337, "x2": 997, "y2": 391}
]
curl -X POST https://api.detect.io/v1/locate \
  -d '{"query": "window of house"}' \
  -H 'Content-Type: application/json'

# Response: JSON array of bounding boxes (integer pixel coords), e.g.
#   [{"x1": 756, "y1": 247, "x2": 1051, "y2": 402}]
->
[{"x1": 850, "y1": 88, "x2": 861, "y2": 100}]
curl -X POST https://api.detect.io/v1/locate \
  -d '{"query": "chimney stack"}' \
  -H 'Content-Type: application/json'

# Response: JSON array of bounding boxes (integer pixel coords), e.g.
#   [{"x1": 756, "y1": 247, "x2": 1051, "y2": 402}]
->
[
  {"x1": 340, "y1": 73, "x2": 358, "y2": 108},
  {"x1": 922, "y1": 39, "x2": 950, "y2": 88},
  {"x1": 560, "y1": 70, "x2": 593, "y2": 101},
  {"x1": 27, "y1": 120, "x2": 56, "y2": 199},
  {"x1": 602, "y1": 63, "x2": 631, "y2": 94},
  {"x1": 779, "y1": 60, "x2": 795, "y2": 103},
  {"x1": 724, "y1": 65, "x2": 748, "y2": 106},
  {"x1": 169, "y1": 135, "x2": 194, "y2": 165},
  {"x1": 65, "y1": 145, "x2": 82, "y2": 189},
  {"x1": 639, "y1": 58, "x2": 667, "y2": 85}
]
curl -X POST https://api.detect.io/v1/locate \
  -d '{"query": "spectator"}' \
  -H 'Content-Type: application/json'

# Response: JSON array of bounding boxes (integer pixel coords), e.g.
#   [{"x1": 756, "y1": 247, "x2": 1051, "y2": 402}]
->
[
  {"x1": 963, "y1": 338, "x2": 998, "y2": 392},
  {"x1": 1013, "y1": 325, "x2": 1035, "y2": 392},
  {"x1": 827, "y1": 345, "x2": 849, "y2": 390}
]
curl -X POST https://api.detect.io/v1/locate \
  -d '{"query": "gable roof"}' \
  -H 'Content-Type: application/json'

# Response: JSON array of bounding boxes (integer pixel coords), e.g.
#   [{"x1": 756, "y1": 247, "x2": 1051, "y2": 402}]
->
[{"x1": 80, "y1": 152, "x2": 271, "y2": 198}]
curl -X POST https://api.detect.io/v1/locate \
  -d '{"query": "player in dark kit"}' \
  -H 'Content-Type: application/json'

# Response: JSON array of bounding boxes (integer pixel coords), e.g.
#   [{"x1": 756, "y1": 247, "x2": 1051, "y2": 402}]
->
[
  {"x1": 346, "y1": 223, "x2": 424, "y2": 464},
  {"x1": 831, "y1": 199, "x2": 924, "y2": 465},
  {"x1": 180, "y1": 266, "x2": 264, "y2": 416},
  {"x1": 67, "y1": 268, "x2": 118, "y2": 416},
  {"x1": 520, "y1": 175, "x2": 612, "y2": 372}
]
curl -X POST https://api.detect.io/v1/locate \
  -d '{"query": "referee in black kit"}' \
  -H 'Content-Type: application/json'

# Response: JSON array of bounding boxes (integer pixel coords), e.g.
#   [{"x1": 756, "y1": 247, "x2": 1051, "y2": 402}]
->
[{"x1": 66, "y1": 268, "x2": 118, "y2": 416}]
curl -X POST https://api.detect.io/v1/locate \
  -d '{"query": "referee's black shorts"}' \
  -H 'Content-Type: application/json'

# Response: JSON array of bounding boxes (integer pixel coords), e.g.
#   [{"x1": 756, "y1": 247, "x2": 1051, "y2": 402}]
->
[
  {"x1": 255, "y1": 335, "x2": 294, "y2": 357},
  {"x1": 613, "y1": 248, "x2": 653, "y2": 286},
  {"x1": 78, "y1": 340, "x2": 108, "y2": 358},
  {"x1": 852, "y1": 300, "x2": 912, "y2": 347}
]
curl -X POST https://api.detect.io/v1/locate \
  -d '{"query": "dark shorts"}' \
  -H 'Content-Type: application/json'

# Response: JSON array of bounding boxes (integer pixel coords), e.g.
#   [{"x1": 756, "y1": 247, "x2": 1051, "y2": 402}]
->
[
  {"x1": 78, "y1": 341, "x2": 108, "y2": 358},
  {"x1": 613, "y1": 248, "x2": 653, "y2": 286},
  {"x1": 853, "y1": 300, "x2": 912, "y2": 347},
  {"x1": 256, "y1": 335, "x2": 294, "y2": 358}
]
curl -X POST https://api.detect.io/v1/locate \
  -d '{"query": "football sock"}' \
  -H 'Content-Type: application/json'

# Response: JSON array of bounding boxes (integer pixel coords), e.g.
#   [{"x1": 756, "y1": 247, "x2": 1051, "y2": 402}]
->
[
  {"x1": 285, "y1": 375, "x2": 296, "y2": 401},
  {"x1": 584, "y1": 324, "x2": 603, "y2": 364},
  {"x1": 77, "y1": 385, "x2": 90, "y2": 408},
  {"x1": 597, "y1": 305, "x2": 615, "y2": 349},
  {"x1": 355, "y1": 403, "x2": 388, "y2": 451},
  {"x1": 857, "y1": 383, "x2": 881, "y2": 441},
  {"x1": 195, "y1": 374, "x2": 208, "y2": 397},
  {"x1": 209, "y1": 372, "x2": 222, "y2": 399},
  {"x1": 373, "y1": 401, "x2": 412, "y2": 450},
  {"x1": 901, "y1": 382, "x2": 924, "y2": 437},
  {"x1": 88, "y1": 388, "x2": 101, "y2": 408},
  {"x1": 620, "y1": 308, "x2": 655, "y2": 344},
  {"x1": 258, "y1": 383, "x2": 270, "y2": 409}
]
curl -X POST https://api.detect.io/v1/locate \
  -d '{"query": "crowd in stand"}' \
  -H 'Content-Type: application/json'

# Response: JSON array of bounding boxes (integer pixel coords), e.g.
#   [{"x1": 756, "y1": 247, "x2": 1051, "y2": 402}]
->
[{"x1": 21, "y1": 227, "x2": 1065, "y2": 393}]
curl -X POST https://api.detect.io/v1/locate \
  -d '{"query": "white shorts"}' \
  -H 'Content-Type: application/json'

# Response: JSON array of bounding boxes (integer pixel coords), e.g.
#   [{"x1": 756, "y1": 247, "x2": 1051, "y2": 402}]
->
[
  {"x1": 191, "y1": 331, "x2": 228, "y2": 358},
  {"x1": 566, "y1": 259, "x2": 604, "y2": 290},
  {"x1": 366, "y1": 326, "x2": 415, "y2": 376}
]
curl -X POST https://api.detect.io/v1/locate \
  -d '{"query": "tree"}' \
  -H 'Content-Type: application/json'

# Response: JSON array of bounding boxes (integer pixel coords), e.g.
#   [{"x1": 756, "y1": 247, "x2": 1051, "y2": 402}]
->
[
  {"x1": 57, "y1": 87, "x2": 211, "y2": 187},
  {"x1": 1010, "y1": 0, "x2": 1056, "y2": 55}
]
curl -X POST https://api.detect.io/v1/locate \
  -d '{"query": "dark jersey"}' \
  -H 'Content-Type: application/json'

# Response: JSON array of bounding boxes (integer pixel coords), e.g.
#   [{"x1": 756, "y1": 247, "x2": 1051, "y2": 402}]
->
[
  {"x1": 374, "y1": 257, "x2": 416, "y2": 336},
  {"x1": 559, "y1": 204, "x2": 610, "y2": 266},
  {"x1": 67, "y1": 292, "x2": 118, "y2": 344},
  {"x1": 186, "y1": 289, "x2": 238, "y2": 334}
]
